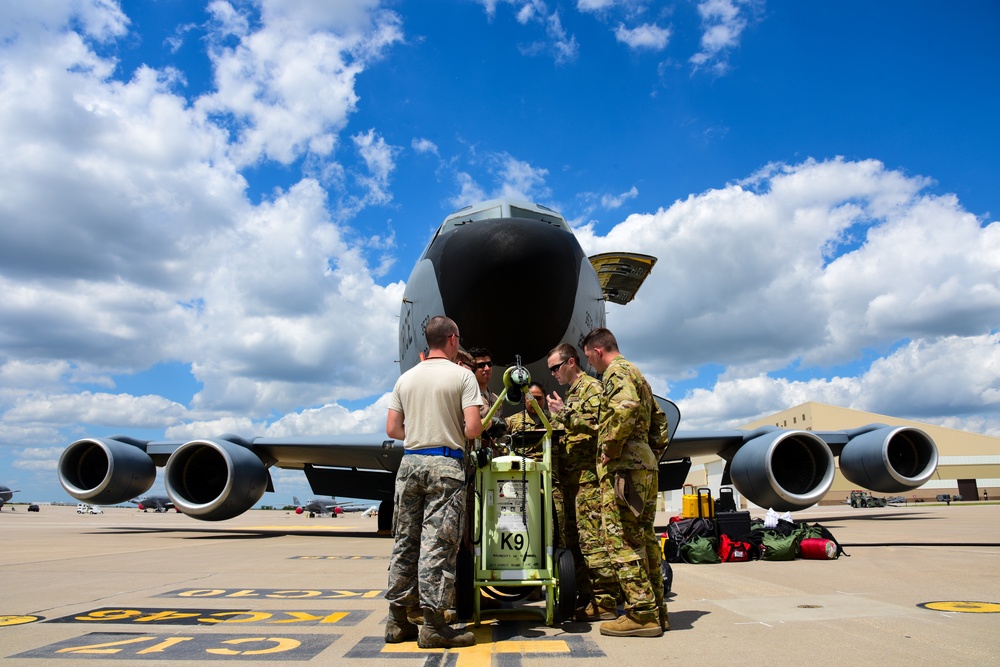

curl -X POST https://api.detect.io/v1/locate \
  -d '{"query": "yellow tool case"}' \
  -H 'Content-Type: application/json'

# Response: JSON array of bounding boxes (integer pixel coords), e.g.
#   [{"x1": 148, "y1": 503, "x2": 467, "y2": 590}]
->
[{"x1": 681, "y1": 484, "x2": 715, "y2": 519}]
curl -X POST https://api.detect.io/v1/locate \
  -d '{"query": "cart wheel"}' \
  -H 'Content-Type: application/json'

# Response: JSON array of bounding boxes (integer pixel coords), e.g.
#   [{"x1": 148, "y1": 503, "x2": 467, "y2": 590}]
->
[
  {"x1": 456, "y1": 548, "x2": 474, "y2": 620},
  {"x1": 554, "y1": 548, "x2": 576, "y2": 622}
]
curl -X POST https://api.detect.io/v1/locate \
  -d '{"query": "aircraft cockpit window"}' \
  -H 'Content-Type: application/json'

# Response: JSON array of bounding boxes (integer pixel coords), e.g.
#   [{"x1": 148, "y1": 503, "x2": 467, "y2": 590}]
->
[
  {"x1": 424, "y1": 205, "x2": 503, "y2": 253},
  {"x1": 447, "y1": 205, "x2": 503, "y2": 227},
  {"x1": 510, "y1": 205, "x2": 565, "y2": 229}
]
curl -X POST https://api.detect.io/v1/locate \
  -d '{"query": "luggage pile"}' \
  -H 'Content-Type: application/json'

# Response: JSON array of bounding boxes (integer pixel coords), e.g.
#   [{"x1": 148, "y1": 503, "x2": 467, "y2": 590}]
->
[{"x1": 660, "y1": 486, "x2": 848, "y2": 566}]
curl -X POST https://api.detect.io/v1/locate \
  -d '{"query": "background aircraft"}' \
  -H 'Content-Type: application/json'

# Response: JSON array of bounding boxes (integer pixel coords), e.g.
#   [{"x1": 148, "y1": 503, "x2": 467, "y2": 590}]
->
[
  {"x1": 292, "y1": 496, "x2": 365, "y2": 517},
  {"x1": 57, "y1": 198, "x2": 939, "y2": 532},
  {"x1": 1, "y1": 484, "x2": 19, "y2": 510},
  {"x1": 130, "y1": 495, "x2": 176, "y2": 512}
]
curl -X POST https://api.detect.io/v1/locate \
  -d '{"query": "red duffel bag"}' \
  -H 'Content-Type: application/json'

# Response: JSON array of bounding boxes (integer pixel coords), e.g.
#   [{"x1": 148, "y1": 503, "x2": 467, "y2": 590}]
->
[
  {"x1": 800, "y1": 537, "x2": 839, "y2": 560},
  {"x1": 718, "y1": 533, "x2": 754, "y2": 562}
]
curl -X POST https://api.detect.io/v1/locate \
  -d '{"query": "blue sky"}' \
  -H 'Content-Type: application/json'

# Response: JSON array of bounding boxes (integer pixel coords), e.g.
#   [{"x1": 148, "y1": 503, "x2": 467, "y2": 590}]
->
[{"x1": 1, "y1": 1, "x2": 998, "y2": 505}]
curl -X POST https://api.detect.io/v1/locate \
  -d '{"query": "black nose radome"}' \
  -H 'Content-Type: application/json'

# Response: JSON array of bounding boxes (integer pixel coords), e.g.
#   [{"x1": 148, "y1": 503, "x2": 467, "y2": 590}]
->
[{"x1": 426, "y1": 217, "x2": 582, "y2": 365}]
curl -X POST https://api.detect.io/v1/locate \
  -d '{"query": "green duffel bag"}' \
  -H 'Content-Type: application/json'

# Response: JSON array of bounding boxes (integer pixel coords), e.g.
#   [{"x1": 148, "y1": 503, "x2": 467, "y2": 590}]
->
[
  {"x1": 760, "y1": 531, "x2": 799, "y2": 561},
  {"x1": 681, "y1": 535, "x2": 721, "y2": 564},
  {"x1": 794, "y1": 523, "x2": 824, "y2": 541}
]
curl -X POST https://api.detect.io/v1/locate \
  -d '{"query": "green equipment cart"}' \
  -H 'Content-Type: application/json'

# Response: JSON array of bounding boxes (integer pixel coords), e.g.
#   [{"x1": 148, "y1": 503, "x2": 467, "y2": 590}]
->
[{"x1": 461, "y1": 363, "x2": 576, "y2": 626}]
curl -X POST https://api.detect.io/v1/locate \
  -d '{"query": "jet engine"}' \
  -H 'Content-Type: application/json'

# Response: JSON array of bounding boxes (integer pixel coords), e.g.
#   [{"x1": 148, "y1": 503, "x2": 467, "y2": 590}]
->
[
  {"x1": 164, "y1": 437, "x2": 268, "y2": 521},
  {"x1": 728, "y1": 428, "x2": 836, "y2": 511},
  {"x1": 838, "y1": 425, "x2": 938, "y2": 493},
  {"x1": 58, "y1": 436, "x2": 156, "y2": 505}
]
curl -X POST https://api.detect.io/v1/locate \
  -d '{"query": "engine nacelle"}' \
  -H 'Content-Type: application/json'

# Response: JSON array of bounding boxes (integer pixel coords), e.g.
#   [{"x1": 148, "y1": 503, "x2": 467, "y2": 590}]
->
[
  {"x1": 58, "y1": 437, "x2": 156, "y2": 505},
  {"x1": 164, "y1": 438, "x2": 268, "y2": 521},
  {"x1": 839, "y1": 425, "x2": 938, "y2": 493},
  {"x1": 729, "y1": 428, "x2": 835, "y2": 511}
]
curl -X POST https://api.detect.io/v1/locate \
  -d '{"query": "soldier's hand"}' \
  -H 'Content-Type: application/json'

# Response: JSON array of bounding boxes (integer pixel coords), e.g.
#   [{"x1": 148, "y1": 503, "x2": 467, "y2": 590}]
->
[
  {"x1": 485, "y1": 416, "x2": 507, "y2": 439},
  {"x1": 547, "y1": 392, "x2": 564, "y2": 413}
]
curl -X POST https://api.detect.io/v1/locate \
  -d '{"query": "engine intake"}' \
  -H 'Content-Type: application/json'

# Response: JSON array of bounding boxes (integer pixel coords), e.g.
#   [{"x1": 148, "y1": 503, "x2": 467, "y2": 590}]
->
[
  {"x1": 58, "y1": 437, "x2": 156, "y2": 505},
  {"x1": 729, "y1": 428, "x2": 835, "y2": 511},
  {"x1": 165, "y1": 438, "x2": 268, "y2": 521},
  {"x1": 839, "y1": 425, "x2": 938, "y2": 492}
]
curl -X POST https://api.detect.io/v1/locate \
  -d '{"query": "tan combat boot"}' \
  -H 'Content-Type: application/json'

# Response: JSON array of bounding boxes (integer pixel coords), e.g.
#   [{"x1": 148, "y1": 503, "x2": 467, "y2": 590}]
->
[
  {"x1": 575, "y1": 600, "x2": 618, "y2": 622},
  {"x1": 384, "y1": 604, "x2": 419, "y2": 643},
  {"x1": 418, "y1": 609, "x2": 476, "y2": 649},
  {"x1": 406, "y1": 607, "x2": 457, "y2": 625},
  {"x1": 599, "y1": 612, "x2": 663, "y2": 637}
]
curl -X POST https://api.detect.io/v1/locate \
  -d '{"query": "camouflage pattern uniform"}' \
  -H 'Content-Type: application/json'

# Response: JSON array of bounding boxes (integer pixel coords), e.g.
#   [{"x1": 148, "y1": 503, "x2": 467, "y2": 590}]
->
[
  {"x1": 505, "y1": 407, "x2": 553, "y2": 462},
  {"x1": 479, "y1": 388, "x2": 505, "y2": 457},
  {"x1": 386, "y1": 454, "x2": 467, "y2": 611},
  {"x1": 550, "y1": 372, "x2": 618, "y2": 608},
  {"x1": 596, "y1": 355, "x2": 665, "y2": 625}
]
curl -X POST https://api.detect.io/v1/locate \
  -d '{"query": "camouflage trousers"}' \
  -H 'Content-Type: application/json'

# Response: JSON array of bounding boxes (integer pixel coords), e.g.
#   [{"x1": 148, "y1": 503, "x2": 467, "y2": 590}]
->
[
  {"x1": 568, "y1": 477, "x2": 620, "y2": 607},
  {"x1": 598, "y1": 468, "x2": 661, "y2": 623},
  {"x1": 386, "y1": 454, "x2": 467, "y2": 612}
]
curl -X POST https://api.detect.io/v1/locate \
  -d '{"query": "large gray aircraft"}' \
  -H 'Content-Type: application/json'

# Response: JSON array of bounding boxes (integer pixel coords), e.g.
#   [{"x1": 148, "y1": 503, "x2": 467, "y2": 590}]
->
[
  {"x1": 57, "y1": 197, "x2": 939, "y2": 532},
  {"x1": 130, "y1": 495, "x2": 176, "y2": 512},
  {"x1": 0, "y1": 484, "x2": 19, "y2": 510},
  {"x1": 292, "y1": 496, "x2": 365, "y2": 517}
]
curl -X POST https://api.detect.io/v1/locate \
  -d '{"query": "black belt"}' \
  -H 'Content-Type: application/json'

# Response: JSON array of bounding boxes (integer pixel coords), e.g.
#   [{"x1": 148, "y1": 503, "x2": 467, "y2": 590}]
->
[{"x1": 404, "y1": 446, "x2": 463, "y2": 460}]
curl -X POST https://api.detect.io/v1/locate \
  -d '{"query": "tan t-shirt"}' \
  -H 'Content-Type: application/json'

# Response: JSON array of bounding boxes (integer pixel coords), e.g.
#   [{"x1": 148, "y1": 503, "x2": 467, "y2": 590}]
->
[{"x1": 388, "y1": 358, "x2": 482, "y2": 451}]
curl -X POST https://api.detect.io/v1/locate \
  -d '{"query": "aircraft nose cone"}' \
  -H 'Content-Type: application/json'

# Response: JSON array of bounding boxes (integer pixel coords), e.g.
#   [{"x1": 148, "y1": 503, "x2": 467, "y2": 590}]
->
[{"x1": 427, "y1": 217, "x2": 584, "y2": 365}]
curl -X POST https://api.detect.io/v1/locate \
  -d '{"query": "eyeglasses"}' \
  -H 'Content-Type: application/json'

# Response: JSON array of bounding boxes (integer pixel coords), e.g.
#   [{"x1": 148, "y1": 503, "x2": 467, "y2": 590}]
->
[
  {"x1": 548, "y1": 360, "x2": 567, "y2": 374},
  {"x1": 475, "y1": 361, "x2": 493, "y2": 369}
]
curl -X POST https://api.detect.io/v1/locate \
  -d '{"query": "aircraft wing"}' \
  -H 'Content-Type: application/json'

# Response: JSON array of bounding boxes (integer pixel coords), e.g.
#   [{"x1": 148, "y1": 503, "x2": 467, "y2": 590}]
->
[
  {"x1": 651, "y1": 395, "x2": 938, "y2": 510},
  {"x1": 58, "y1": 433, "x2": 403, "y2": 524},
  {"x1": 658, "y1": 425, "x2": 939, "y2": 511},
  {"x1": 57, "y1": 408, "x2": 940, "y2": 523}
]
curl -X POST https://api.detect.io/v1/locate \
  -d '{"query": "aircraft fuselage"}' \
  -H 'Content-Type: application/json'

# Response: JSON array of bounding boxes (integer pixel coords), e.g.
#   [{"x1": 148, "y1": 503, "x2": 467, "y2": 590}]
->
[{"x1": 399, "y1": 198, "x2": 606, "y2": 395}]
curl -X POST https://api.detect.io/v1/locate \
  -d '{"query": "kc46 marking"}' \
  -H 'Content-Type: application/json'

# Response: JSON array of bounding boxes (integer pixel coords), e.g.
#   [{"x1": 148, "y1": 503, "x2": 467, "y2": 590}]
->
[{"x1": 46, "y1": 608, "x2": 370, "y2": 626}]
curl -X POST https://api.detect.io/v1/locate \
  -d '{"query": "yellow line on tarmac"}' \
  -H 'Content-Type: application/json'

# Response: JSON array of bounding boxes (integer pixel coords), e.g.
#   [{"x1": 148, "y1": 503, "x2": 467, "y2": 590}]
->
[
  {"x1": 381, "y1": 623, "x2": 570, "y2": 666},
  {"x1": 0, "y1": 615, "x2": 42, "y2": 627},
  {"x1": 921, "y1": 601, "x2": 1000, "y2": 613}
]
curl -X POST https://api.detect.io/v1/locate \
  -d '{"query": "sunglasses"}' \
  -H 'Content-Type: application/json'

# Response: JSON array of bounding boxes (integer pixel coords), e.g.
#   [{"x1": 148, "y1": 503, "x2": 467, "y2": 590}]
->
[
  {"x1": 548, "y1": 360, "x2": 567, "y2": 374},
  {"x1": 475, "y1": 361, "x2": 493, "y2": 369}
]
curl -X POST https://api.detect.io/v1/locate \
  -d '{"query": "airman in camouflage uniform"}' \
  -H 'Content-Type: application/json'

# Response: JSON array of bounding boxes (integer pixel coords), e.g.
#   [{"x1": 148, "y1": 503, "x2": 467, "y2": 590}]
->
[
  {"x1": 546, "y1": 343, "x2": 620, "y2": 618},
  {"x1": 470, "y1": 347, "x2": 505, "y2": 457},
  {"x1": 504, "y1": 382, "x2": 550, "y2": 455},
  {"x1": 385, "y1": 316, "x2": 483, "y2": 649},
  {"x1": 583, "y1": 327, "x2": 669, "y2": 638},
  {"x1": 505, "y1": 382, "x2": 558, "y2": 479},
  {"x1": 388, "y1": 455, "x2": 467, "y2": 611}
]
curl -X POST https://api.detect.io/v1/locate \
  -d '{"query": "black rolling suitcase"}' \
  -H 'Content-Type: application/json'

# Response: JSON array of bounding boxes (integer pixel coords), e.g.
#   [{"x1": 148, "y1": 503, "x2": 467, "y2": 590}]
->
[
  {"x1": 715, "y1": 487, "x2": 751, "y2": 540},
  {"x1": 715, "y1": 486, "x2": 737, "y2": 513}
]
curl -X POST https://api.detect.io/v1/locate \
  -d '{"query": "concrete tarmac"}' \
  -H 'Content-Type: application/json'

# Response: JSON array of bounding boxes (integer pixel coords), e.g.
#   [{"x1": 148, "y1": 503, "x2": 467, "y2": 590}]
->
[{"x1": 1, "y1": 502, "x2": 998, "y2": 666}]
